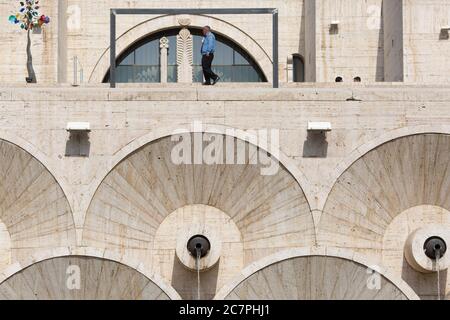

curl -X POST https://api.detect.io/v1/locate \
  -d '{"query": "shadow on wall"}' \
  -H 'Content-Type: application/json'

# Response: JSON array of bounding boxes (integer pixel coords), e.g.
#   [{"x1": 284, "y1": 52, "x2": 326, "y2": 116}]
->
[
  {"x1": 65, "y1": 131, "x2": 90, "y2": 157},
  {"x1": 303, "y1": 131, "x2": 328, "y2": 158},
  {"x1": 401, "y1": 256, "x2": 448, "y2": 300},
  {"x1": 439, "y1": 29, "x2": 450, "y2": 40},
  {"x1": 375, "y1": 1, "x2": 384, "y2": 82},
  {"x1": 171, "y1": 255, "x2": 220, "y2": 300}
]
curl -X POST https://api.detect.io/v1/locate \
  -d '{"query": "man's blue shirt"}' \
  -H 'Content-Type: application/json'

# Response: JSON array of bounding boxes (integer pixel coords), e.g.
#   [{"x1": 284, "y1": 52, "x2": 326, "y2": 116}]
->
[{"x1": 201, "y1": 32, "x2": 216, "y2": 55}]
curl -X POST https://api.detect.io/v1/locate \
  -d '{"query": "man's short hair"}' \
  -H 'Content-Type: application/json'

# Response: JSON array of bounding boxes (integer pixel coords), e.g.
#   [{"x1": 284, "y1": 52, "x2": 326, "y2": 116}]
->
[{"x1": 204, "y1": 26, "x2": 211, "y2": 31}]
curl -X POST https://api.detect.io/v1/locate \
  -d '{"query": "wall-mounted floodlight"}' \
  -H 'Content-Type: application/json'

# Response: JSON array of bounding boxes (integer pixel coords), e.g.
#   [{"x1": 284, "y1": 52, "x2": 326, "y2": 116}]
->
[
  {"x1": 440, "y1": 26, "x2": 450, "y2": 39},
  {"x1": 66, "y1": 122, "x2": 91, "y2": 132},
  {"x1": 307, "y1": 122, "x2": 332, "y2": 132},
  {"x1": 330, "y1": 21, "x2": 339, "y2": 34},
  {"x1": 65, "y1": 122, "x2": 91, "y2": 157}
]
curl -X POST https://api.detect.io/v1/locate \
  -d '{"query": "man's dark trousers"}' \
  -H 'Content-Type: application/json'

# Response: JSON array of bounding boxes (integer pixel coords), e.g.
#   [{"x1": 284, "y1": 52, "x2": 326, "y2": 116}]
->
[{"x1": 202, "y1": 53, "x2": 218, "y2": 84}]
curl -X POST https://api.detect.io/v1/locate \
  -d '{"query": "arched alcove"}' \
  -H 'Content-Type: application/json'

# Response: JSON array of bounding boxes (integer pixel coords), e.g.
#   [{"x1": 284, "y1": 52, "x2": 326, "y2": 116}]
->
[
  {"x1": 102, "y1": 28, "x2": 266, "y2": 83},
  {"x1": 216, "y1": 252, "x2": 414, "y2": 300},
  {"x1": 82, "y1": 133, "x2": 314, "y2": 299},
  {"x1": 0, "y1": 139, "x2": 75, "y2": 268},
  {"x1": 318, "y1": 133, "x2": 450, "y2": 299},
  {"x1": 292, "y1": 54, "x2": 305, "y2": 82},
  {"x1": 0, "y1": 256, "x2": 171, "y2": 300},
  {"x1": 89, "y1": 15, "x2": 273, "y2": 83}
]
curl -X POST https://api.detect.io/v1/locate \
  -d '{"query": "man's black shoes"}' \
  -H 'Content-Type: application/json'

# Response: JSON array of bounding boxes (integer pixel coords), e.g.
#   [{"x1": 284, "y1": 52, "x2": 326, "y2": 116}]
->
[
  {"x1": 202, "y1": 76, "x2": 220, "y2": 86},
  {"x1": 212, "y1": 76, "x2": 221, "y2": 85}
]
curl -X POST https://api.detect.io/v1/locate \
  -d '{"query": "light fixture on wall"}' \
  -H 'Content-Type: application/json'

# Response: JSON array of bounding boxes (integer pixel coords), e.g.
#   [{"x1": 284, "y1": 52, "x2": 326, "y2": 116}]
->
[
  {"x1": 304, "y1": 122, "x2": 331, "y2": 158},
  {"x1": 330, "y1": 21, "x2": 339, "y2": 34},
  {"x1": 66, "y1": 122, "x2": 91, "y2": 132},
  {"x1": 440, "y1": 26, "x2": 450, "y2": 40},
  {"x1": 66, "y1": 122, "x2": 91, "y2": 157},
  {"x1": 307, "y1": 122, "x2": 332, "y2": 133}
]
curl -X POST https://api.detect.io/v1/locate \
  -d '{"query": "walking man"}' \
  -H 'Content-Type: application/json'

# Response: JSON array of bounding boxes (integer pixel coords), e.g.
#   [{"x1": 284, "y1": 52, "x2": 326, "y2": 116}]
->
[{"x1": 201, "y1": 26, "x2": 220, "y2": 85}]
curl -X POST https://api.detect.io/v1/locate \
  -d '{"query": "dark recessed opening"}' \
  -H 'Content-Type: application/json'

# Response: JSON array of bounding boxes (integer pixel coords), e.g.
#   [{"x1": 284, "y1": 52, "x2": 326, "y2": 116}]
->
[
  {"x1": 424, "y1": 236, "x2": 447, "y2": 260},
  {"x1": 187, "y1": 235, "x2": 211, "y2": 258}
]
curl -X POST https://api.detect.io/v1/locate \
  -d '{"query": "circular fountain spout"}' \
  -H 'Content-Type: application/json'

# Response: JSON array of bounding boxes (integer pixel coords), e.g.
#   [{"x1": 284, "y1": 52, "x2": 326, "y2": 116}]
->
[
  {"x1": 187, "y1": 235, "x2": 211, "y2": 258},
  {"x1": 174, "y1": 214, "x2": 224, "y2": 272},
  {"x1": 404, "y1": 225, "x2": 450, "y2": 273},
  {"x1": 424, "y1": 236, "x2": 447, "y2": 260}
]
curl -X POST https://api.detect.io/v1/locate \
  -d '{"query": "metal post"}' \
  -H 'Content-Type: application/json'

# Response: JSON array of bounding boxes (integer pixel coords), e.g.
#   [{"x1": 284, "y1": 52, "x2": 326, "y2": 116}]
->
[
  {"x1": 110, "y1": 10, "x2": 116, "y2": 88},
  {"x1": 73, "y1": 56, "x2": 78, "y2": 86},
  {"x1": 272, "y1": 9, "x2": 279, "y2": 88}
]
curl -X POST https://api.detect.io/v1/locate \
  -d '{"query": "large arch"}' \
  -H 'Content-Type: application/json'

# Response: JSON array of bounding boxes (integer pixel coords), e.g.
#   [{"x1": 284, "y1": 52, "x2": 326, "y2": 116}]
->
[
  {"x1": 0, "y1": 131, "x2": 73, "y2": 213},
  {"x1": 0, "y1": 138, "x2": 75, "y2": 271},
  {"x1": 80, "y1": 124, "x2": 314, "y2": 228},
  {"x1": 317, "y1": 125, "x2": 450, "y2": 211},
  {"x1": 318, "y1": 133, "x2": 450, "y2": 251},
  {"x1": 82, "y1": 131, "x2": 315, "y2": 298},
  {"x1": 214, "y1": 248, "x2": 419, "y2": 300},
  {"x1": 0, "y1": 251, "x2": 180, "y2": 300},
  {"x1": 89, "y1": 14, "x2": 273, "y2": 83}
]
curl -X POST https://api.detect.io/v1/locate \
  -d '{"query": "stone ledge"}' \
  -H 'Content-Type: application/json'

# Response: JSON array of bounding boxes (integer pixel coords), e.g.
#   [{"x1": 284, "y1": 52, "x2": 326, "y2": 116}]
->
[{"x1": 2, "y1": 84, "x2": 450, "y2": 103}]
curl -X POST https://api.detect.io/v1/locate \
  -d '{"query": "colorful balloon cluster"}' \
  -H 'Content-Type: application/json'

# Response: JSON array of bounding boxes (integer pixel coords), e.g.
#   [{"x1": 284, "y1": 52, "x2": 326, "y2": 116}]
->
[{"x1": 8, "y1": 1, "x2": 50, "y2": 30}]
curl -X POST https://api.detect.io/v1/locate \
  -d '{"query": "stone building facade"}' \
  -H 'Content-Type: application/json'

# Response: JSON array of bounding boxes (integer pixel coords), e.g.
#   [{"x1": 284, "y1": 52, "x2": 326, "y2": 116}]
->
[{"x1": 0, "y1": 0, "x2": 449, "y2": 300}]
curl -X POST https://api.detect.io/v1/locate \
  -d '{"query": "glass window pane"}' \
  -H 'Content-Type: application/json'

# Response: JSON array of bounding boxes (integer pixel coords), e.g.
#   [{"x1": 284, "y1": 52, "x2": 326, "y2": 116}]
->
[
  {"x1": 214, "y1": 42, "x2": 233, "y2": 65},
  {"x1": 135, "y1": 41, "x2": 159, "y2": 65},
  {"x1": 234, "y1": 50, "x2": 251, "y2": 65},
  {"x1": 108, "y1": 28, "x2": 266, "y2": 83},
  {"x1": 168, "y1": 66, "x2": 178, "y2": 83},
  {"x1": 116, "y1": 65, "x2": 160, "y2": 83},
  {"x1": 167, "y1": 35, "x2": 177, "y2": 66},
  {"x1": 193, "y1": 66, "x2": 203, "y2": 82},
  {"x1": 119, "y1": 52, "x2": 134, "y2": 66},
  {"x1": 193, "y1": 35, "x2": 203, "y2": 65}
]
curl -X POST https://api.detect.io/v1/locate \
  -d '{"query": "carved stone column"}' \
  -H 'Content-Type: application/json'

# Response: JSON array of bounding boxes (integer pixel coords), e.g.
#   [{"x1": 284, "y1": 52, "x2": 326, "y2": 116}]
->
[
  {"x1": 176, "y1": 21, "x2": 193, "y2": 83},
  {"x1": 160, "y1": 37, "x2": 169, "y2": 83}
]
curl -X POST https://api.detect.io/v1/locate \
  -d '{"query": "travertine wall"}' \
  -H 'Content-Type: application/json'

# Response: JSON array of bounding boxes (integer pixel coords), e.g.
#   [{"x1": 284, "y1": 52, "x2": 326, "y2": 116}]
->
[
  {"x1": 1, "y1": 0, "x2": 449, "y2": 85},
  {"x1": 66, "y1": 0, "x2": 304, "y2": 84},
  {"x1": 403, "y1": 0, "x2": 450, "y2": 83},
  {"x1": 383, "y1": 0, "x2": 403, "y2": 82},
  {"x1": 0, "y1": 0, "x2": 305, "y2": 84},
  {"x1": 315, "y1": 0, "x2": 385, "y2": 82},
  {"x1": 0, "y1": 0, "x2": 59, "y2": 84},
  {"x1": 0, "y1": 84, "x2": 448, "y2": 299}
]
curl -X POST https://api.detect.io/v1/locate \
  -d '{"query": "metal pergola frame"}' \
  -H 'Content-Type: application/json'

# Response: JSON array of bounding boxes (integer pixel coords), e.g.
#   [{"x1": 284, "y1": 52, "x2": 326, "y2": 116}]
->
[{"x1": 109, "y1": 8, "x2": 279, "y2": 88}]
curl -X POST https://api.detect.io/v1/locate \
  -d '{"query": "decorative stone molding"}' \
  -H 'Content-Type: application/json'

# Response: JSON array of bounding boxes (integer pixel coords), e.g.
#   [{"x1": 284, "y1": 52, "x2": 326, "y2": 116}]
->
[
  {"x1": 176, "y1": 28, "x2": 193, "y2": 83},
  {"x1": 178, "y1": 17, "x2": 191, "y2": 27},
  {"x1": 160, "y1": 37, "x2": 169, "y2": 83}
]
